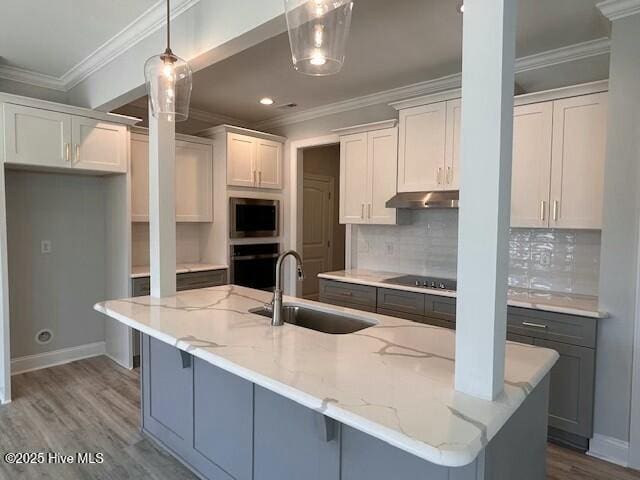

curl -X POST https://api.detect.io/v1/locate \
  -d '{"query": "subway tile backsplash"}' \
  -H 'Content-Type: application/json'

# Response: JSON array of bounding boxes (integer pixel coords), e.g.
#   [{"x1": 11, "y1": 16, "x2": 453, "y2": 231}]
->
[{"x1": 352, "y1": 210, "x2": 601, "y2": 296}]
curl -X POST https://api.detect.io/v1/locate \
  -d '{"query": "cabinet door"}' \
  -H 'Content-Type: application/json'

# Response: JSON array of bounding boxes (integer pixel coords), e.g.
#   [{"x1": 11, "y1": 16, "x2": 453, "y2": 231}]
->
[
  {"x1": 256, "y1": 138, "x2": 282, "y2": 189},
  {"x1": 444, "y1": 99, "x2": 461, "y2": 190},
  {"x1": 2, "y1": 104, "x2": 71, "y2": 168},
  {"x1": 397, "y1": 102, "x2": 446, "y2": 192},
  {"x1": 367, "y1": 127, "x2": 398, "y2": 224},
  {"x1": 142, "y1": 335, "x2": 193, "y2": 457},
  {"x1": 550, "y1": 93, "x2": 607, "y2": 229},
  {"x1": 533, "y1": 338, "x2": 595, "y2": 438},
  {"x1": 193, "y1": 358, "x2": 253, "y2": 480},
  {"x1": 175, "y1": 140, "x2": 213, "y2": 222},
  {"x1": 130, "y1": 134, "x2": 150, "y2": 221},
  {"x1": 72, "y1": 116, "x2": 127, "y2": 173},
  {"x1": 227, "y1": 133, "x2": 256, "y2": 187},
  {"x1": 254, "y1": 386, "x2": 340, "y2": 480},
  {"x1": 511, "y1": 102, "x2": 553, "y2": 228},
  {"x1": 339, "y1": 133, "x2": 369, "y2": 224}
]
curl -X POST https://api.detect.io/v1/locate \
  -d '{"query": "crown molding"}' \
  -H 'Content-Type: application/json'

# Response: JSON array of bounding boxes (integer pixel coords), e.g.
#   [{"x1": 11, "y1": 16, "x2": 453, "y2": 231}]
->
[
  {"x1": 0, "y1": 0, "x2": 201, "y2": 92},
  {"x1": 254, "y1": 38, "x2": 611, "y2": 131},
  {"x1": 597, "y1": 0, "x2": 640, "y2": 20},
  {"x1": 188, "y1": 108, "x2": 249, "y2": 128},
  {"x1": 515, "y1": 37, "x2": 611, "y2": 73}
]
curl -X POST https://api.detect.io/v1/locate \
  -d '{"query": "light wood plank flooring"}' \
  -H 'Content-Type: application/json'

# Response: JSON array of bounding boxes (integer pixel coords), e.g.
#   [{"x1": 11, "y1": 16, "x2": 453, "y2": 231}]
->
[{"x1": 0, "y1": 356, "x2": 638, "y2": 480}]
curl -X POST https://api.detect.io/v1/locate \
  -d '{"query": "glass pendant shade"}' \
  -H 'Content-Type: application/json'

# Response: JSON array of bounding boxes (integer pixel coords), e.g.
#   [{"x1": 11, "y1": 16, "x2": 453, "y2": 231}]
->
[
  {"x1": 144, "y1": 50, "x2": 192, "y2": 122},
  {"x1": 284, "y1": 0, "x2": 354, "y2": 76}
]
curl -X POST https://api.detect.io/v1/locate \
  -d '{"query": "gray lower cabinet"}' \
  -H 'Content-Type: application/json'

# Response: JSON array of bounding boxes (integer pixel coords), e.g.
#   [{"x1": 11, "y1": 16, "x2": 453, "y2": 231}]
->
[
  {"x1": 319, "y1": 279, "x2": 377, "y2": 312},
  {"x1": 253, "y1": 386, "x2": 340, "y2": 480},
  {"x1": 132, "y1": 269, "x2": 228, "y2": 297},
  {"x1": 320, "y1": 278, "x2": 598, "y2": 449}
]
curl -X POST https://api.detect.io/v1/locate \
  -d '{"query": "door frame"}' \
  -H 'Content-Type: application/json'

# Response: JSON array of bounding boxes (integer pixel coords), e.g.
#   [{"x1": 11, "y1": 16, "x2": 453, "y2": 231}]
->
[
  {"x1": 630, "y1": 225, "x2": 640, "y2": 469},
  {"x1": 286, "y1": 135, "x2": 350, "y2": 297},
  {"x1": 302, "y1": 173, "x2": 335, "y2": 300}
]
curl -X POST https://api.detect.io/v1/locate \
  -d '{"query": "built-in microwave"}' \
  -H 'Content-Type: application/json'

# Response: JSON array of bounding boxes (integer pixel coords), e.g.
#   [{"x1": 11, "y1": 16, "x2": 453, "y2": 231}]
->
[{"x1": 229, "y1": 198, "x2": 279, "y2": 238}]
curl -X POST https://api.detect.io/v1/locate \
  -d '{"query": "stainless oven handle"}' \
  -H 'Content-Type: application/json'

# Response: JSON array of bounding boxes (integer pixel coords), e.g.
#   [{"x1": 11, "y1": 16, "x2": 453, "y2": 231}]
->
[{"x1": 232, "y1": 254, "x2": 280, "y2": 260}]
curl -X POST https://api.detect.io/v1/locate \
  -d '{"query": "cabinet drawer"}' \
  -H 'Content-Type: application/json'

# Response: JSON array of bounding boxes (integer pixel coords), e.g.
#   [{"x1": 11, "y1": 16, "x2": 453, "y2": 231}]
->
[
  {"x1": 424, "y1": 294, "x2": 456, "y2": 322},
  {"x1": 377, "y1": 289, "x2": 425, "y2": 316},
  {"x1": 132, "y1": 277, "x2": 151, "y2": 297},
  {"x1": 319, "y1": 280, "x2": 377, "y2": 309},
  {"x1": 507, "y1": 307, "x2": 597, "y2": 348},
  {"x1": 320, "y1": 297, "x2": 377, "y2": 314},
  {"x1": 177, "y1": 270, "x2": 228, "y2": 291},
  {"x1": 507, "y1": 333, "x2": 535, "y2": 345}
]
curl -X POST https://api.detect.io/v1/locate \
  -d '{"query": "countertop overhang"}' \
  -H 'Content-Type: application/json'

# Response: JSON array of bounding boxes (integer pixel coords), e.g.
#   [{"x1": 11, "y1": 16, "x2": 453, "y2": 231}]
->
[
  {"x1": 95, "y1": 285, "x2": 558, "y2": 467},
  {"x1": 318, "y1": 269, "x2": 607, "y2": 319}
]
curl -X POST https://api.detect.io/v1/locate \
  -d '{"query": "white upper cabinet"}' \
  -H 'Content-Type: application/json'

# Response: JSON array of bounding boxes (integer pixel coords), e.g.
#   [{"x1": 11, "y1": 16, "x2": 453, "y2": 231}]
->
[
  {"x1": 549, "y1": 92, "x2": 607, "y2": 229},
  {"x1": 339, "y1": 133, "x2": 369, "y2": 224},
  {"x1": 511, "y1": 102, "x2": 553, "y2": 228},
  {"x1": 255, "y1": 138, "x2": 282, "y2": 189},
  {"x1": 3, "y1": 104, "x2": 71, "y2": 169},
  {"x1": 2, "y1": 103, "x2": 129, "y2": 174},
  {"x1": 397, "y1": 102, "x2": 446, "y2": 192},
  {"x1": 130, "y1": 133, "x2": 214, "y2": 223},
  {"x1": 226, "y1": 131, "x2": 283, "y2": 189},
  {"x1": 338, "y1": 122, "x2": 398, "y2": 225},
  {"x1": 444, "y1": 99, "x2": 461, "y2": 190},
  {"x1": 72, "y1": 117, "x2": 127, "y2": 173}
]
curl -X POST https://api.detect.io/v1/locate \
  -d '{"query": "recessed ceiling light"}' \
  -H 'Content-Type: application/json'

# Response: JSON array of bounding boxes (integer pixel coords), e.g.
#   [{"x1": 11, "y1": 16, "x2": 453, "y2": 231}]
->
[
  {"x1": 458, "y1": 2, "x2": 464, "y2": 13},
  {"x1": 260, "y1": 97, "x2": 275, "y2": 105}
]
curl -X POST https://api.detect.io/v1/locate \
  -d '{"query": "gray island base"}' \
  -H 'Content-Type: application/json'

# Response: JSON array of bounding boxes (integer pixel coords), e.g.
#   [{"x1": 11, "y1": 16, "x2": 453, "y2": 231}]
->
[{"x1": 94, "y1": 285, "x2": 557, "y2": 480}]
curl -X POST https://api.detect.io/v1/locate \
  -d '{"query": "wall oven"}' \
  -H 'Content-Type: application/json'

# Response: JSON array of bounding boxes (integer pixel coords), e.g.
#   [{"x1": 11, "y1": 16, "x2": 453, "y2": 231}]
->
[
  {"x1": 229, "y1": 198, "x2": 279, "y2": 238},
  {"x1": 230, "y1": 243, "x2": 279, "y2": 291}
]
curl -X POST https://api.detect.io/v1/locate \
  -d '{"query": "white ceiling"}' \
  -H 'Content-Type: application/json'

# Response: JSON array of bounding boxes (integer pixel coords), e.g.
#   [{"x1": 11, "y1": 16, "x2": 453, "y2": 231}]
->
[
  {"x1": 181, "y1": 0, "x2": 609, "y2": 124},
  {"x1": 0, "y1": 0, "x2": 157, "y2": 78}
]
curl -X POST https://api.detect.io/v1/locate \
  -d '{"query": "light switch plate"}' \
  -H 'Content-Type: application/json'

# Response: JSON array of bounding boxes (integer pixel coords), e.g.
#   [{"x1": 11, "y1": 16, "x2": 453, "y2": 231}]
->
[{"x1": 41, "y1": 240, "x2": 52, "y2": 254}]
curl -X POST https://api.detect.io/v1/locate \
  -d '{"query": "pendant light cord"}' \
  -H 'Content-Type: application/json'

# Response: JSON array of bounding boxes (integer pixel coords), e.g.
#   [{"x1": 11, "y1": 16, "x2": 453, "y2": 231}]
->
[{"x1": 166, "y1": 0, "x2": 171, "y2": 53}]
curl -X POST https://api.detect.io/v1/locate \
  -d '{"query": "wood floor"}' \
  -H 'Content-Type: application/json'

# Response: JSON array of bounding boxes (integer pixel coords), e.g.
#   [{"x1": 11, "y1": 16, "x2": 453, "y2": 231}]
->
[{"x1": 0, "y1": 357, "x2": 638, "y2": 480}]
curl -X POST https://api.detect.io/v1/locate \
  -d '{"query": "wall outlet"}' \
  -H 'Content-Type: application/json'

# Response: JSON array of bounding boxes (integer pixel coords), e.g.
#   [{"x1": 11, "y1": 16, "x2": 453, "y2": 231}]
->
[
  {"x1": 41, "y1": 240, "x2": 52, "y2": 254},
  {"x1": 539, "y1": 251, "x2": 551, "y2": 267},
  {"x1": 385, "y1": 242, "x2": 394, "y2": 255}
]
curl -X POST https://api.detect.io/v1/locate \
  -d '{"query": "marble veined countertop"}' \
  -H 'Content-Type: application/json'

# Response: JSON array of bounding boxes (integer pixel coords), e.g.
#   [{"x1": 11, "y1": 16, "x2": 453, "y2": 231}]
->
[
  {"x1": 95, "y1": 285, "x2": 558, "y2": 467},
  {"x1": 130, "y1": 263, "x2": 228, "y2": 279},
  {"x1": 318, "y1": 269, "x2": 607, "y2": 319}
]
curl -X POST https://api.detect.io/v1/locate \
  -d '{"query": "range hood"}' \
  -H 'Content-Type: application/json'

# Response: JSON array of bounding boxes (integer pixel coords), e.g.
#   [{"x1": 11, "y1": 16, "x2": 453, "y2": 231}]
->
[{"x1": 385, "y1": 190, "x2": 459, "y2": 209}]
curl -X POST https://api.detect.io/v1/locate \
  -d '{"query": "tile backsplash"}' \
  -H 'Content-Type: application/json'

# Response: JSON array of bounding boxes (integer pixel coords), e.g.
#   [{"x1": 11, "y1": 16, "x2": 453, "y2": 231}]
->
[{"x1": 352, "y1": 210, "x2": 601, "y2": 296}]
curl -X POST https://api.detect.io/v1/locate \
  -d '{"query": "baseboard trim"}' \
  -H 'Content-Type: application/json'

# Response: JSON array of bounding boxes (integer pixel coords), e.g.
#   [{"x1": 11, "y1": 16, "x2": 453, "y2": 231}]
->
[
  {"x1": 587, "y1": 433, "x2": 630, "y2": 467},
  {"x1": 11, "y1": 342, "x2": 106, "y2": 375}
]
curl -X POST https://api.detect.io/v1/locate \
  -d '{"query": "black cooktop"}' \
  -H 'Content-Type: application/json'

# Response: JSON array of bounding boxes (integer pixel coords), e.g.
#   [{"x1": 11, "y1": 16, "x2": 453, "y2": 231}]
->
[{"x1": 384, "y1": 275, "x2": 457, "y2": 291}]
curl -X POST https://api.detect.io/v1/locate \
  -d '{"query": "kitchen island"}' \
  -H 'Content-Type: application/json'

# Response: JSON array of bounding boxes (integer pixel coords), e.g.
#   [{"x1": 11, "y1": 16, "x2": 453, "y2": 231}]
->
[{"x1": 95, "y1": 285, "x2": 558, "y2": 480}]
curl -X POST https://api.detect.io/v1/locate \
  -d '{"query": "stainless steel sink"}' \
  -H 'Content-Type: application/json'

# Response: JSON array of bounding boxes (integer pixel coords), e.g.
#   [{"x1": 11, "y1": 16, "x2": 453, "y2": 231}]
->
[{"x1": 249, "y1": 304, "x2": 375, "y2": 334}]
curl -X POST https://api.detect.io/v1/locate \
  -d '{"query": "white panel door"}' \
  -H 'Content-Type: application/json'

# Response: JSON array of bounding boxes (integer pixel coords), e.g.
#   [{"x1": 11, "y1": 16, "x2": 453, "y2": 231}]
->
[
  {"x1": 227, "y1": 133, "x2": 256, "y2": 187},
  {"x1": 2, "y1": 104, "x2": 71, "y2": 168},
  {"x1": 72, "y1": 116, "x2": 127, "y2": 173},
  {"x1": 367, "y1": 127, "x2": 398, "y2": 224},
  {"x1": 511, "y1": 102, "x2": 553, "y2": 228},
  {"x1": 175, "y1": 140, "x2": 213, "y2": 222},
  {"x1": 130, "y1": 134, "x2": 150, "y2": 222},
  {"x1": 550, "y1": 93, "x2": 607, "y2": 229},
  {"x1": 256, "y1": 138, "x2": 282, "y2": 189},
  {"x1": 397, "y1": 101, "x2": 447, "y2": 192},
  {"x1": 444, "y1": 99, "x2": 461, "y2": 190},
  {"x1": 302, "y1": 174, "x2": 333, "y2": 300},
  {"x1": 339, "y1": 133, "x2": 369, "y2": 224}
]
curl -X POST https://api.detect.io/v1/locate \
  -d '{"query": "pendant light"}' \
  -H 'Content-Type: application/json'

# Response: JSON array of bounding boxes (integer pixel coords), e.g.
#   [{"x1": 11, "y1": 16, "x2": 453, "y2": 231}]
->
[
  {"x1": 144, "y1": 0, "x2": 192, "y2": 121},
  {"x1": 284, "y1": 0, "x2": 354, "y2": 76}
]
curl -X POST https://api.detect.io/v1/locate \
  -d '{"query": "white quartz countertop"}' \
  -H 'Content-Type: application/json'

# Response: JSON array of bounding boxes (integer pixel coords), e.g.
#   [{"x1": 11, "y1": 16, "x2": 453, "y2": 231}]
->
[
  {"x1": 318, "y1": 269, "x2": 608, "y2": 319},
  {"x1": 131, "y1": 263, "x2": 228, "y2": 279},
  {"x1": 95, "y1": 285, "x2": 558, "y2": 467}
]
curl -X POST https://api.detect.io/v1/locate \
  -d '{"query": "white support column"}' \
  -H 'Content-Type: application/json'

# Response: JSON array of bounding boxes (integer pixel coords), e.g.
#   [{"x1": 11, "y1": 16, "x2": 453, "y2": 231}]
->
[
  {"x1": 148, "y1": 109, "x2": 177, "y2": 298},
  {"x1": 454, "y1": 0, "x2": 517, "y2": 400}
]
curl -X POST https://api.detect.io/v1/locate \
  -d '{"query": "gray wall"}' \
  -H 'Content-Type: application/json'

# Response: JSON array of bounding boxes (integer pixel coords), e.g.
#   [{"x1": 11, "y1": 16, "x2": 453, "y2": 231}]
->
[
  {"x1": 593, "y1": 14, "x2": 640, "y2": 445},
  {"x1": 5, "y1": 171, "x2": 107, "y2": 358},
  {"x1": 0, "y1": 78, "x2": 68, "y2": 104}
]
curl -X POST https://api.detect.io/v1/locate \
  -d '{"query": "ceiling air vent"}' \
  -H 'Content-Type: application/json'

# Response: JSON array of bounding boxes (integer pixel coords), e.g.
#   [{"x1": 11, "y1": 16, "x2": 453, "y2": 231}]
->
[{"x1": 276, "y1": 103, "x2": 298, "y2": 110}]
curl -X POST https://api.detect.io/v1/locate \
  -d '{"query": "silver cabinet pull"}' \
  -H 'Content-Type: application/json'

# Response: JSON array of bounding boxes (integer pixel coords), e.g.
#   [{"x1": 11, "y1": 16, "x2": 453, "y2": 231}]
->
[
  {"x1": 252, "y1": 170, "x2": 257, "y2": 185},
  {"x1": 75, "y1": 144, "x2": 80, "y2": 164},
  {"x1": 436, "y1": 167, "x2": 443, "y2": 185},
  {"x1": 447, "y1": 166, "x2": 453, "y2": 184},
  {"x1": 361, "y1": 203, "x2": 365, "y2": 219},
  {"x1": 65, "y1": 143, "x2": 71, "y2": 162},
  {"x1": 258, "y1": 170, "x2": 262, "y2": 185},
  {"x1": 552, "y1": 200, "x2": 559, "y2": 221},
  {"x1": 540, "y1": 200, "x2": 546, "y2": 221},
  {"x1": 522, "y1": 321, "x2": 548, "y2": 330},
  {"x1": 367, "y1": 203, "x2": 371, "y2": 219}
]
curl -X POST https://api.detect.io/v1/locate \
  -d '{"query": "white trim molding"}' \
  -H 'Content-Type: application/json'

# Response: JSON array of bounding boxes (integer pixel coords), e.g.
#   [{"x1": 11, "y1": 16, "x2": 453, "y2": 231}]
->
[
  {"x1": 588, "y1": 434, "x2": 630, "y2": 467},
  {"x1": 331, "y1": 119, "x2": 398, "y2": 136},
  {"x1": 598, "y1": 0, "x2": 640, "y2": 20},
  {"x1": 0, "y1": 0, "x2": 201, "y2": 92},
  {"x1": 11, "y1": 341, "x2": 106, "y2": 376},
  {"x1": 255, "y1": 38, "x2": 611, "y2": 131}
]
